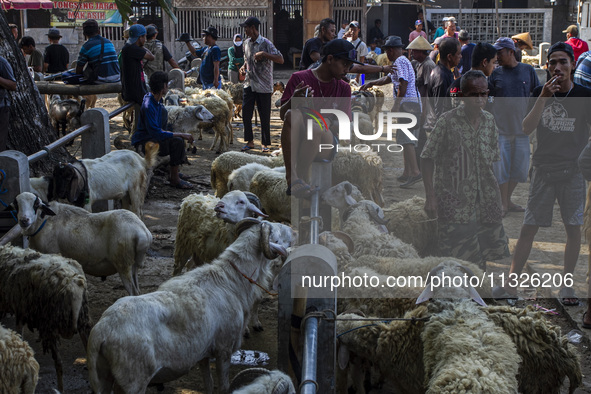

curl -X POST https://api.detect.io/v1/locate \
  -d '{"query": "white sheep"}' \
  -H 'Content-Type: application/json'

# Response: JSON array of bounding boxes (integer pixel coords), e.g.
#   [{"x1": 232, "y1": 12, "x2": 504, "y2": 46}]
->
[
  {"x1": 185, "y1": 87, "x2": 233, "y2": 153},
  {"x1": 337, "y1": 199, "x2": 419, "y2": 259},
  {"x1": 222, "y1": 81, "x2": 244, "y2": 119},
  {"x1": 173, "y1": 190, "x2": 266, "y2": 276},
  {"x1": 52, "y1": 142, "x2": 159, "y2": 218},
  {"x1": 86, "y1": 219, "x2": 292, "y2": 394},
  {"x1": 332, "y1": 150, "x2": 385, "y2": 207},
  {"x1": 231, "y1": 368, "x2": 296, "y2": 394},
  {"x1": 0, "y1": 244, "x2": 91, "y2": 393},
  {"x1": 165, "y1": 104, "x2": 215, "y2": 138},
  {"x1": 249, "y1": 168, "x2": 291, "y2": 223},
  {"x1": 211, "y1": 151, "x2": 284, "y2": 197},
  {"x1": 227, "y1": 163, "x2": 274, "y2": 192},
  {"x1": 205, "y1": 88, "x2": 235, "y2": 145},
  {"x1": 15, "y1": 192, "x2": 152, "y2": 296},
  {"x1": 383, "y1": 196, "x2": 438, "y2": 257},
  {"x1": 0, "y1": 323, "x2": 40, "y2": 394}
]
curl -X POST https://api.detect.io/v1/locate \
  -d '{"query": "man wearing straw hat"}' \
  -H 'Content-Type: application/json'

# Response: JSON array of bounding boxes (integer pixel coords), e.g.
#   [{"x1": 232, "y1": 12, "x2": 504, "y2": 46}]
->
[
  {"x1": 408, "y1": 35, "x2": 434, "y2": 167},
  {"x1": 511, "y1": 32, "x2": 533, "y2": 62},
  {"x1": 43, "y1": 28, "x2": 69, "y2": 74}
]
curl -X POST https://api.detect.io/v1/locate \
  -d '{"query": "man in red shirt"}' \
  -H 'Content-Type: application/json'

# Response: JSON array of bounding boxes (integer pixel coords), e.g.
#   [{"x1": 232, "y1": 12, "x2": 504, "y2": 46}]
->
[
  {"x1": 280, "y1": 39, "x2": 357, "y2": 198},
  {"x1": 564, "y1": 25, "x2": 589, "y2": 62}
]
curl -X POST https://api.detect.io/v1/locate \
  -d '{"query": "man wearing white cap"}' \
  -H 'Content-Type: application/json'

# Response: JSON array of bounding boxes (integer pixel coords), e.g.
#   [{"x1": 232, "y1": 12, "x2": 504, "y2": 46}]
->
[{"x1": 409, "y1": 20, "x2": 428, "y2": 43}]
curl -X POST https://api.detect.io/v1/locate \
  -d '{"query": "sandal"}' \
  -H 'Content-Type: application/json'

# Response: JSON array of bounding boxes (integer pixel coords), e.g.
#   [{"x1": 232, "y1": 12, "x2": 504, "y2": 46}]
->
[
  {"x1": 178, "y1": 173, "x2": 192, "y2": 181},
  {"x1": 559, "y1": 287, "x2": 579, "y2": 306},
  {"x1": 583, "y1": 312, "x2": 591, "y2": 329},
  {"x1": 508, "y1": 204, "x2": 525, "y2": 212},
  {"x1": 241, "y1": 145, "x2": 253, "y2": 152},
  {"x1": 286, "y1": 179, "x2": 318, "y2": 199},
  {"x1": 262, "y1": 147, "x2": 270, "y2": 153},
  {"x1": 169, "y1": 179, "x2": 194, "y2": 190}
]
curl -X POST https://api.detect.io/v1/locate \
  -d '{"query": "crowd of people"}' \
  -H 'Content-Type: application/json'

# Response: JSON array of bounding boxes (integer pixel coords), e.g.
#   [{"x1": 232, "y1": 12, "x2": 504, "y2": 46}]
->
[{"x1": 4, "y1": 13, "x2": 591, "y2": 324}]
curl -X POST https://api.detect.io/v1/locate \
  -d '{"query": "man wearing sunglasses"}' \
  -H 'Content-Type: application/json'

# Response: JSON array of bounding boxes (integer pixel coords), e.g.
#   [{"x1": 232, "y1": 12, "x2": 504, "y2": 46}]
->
[{"x1": 279, "y1": 39, "x2": 358, "y2": 198}]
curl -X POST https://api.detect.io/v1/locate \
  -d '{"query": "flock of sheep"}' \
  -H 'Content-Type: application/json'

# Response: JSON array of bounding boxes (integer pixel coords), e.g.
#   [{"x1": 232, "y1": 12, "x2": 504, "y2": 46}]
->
[{"x1": 0, "y1": 80, "x2": 584, "y2": 394}]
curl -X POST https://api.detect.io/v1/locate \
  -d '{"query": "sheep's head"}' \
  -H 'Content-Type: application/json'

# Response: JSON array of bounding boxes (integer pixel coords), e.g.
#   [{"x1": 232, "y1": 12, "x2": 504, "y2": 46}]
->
[
  {"x1": 322, "y1": 181, "x2": 363, "y2": 210},
  {"x1": 193, "y1": 104, "x2": 214, "y2": 123},
  {"x1": 235, "y1": 219, "x2": 291, "y2": 261},
  {"x1": 214, "y1": 190, "x2": 267, "y2": 223},
  {"x1": 15, "y1": 192, "x2": 56, "y2": 233},
  {"x1": 52, "y1": 162, "x2": 85, "y2": 206},
  {"x1": 416, "y1": 260, "x2": 486, "y2": 307},
  {"x1": 342, "y1": 200, "x2": 389, "y2": 234}
]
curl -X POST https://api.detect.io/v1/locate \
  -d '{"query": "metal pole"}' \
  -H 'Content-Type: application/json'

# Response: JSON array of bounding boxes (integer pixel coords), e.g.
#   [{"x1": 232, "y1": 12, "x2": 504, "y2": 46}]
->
[
  {"x1": 309, "y1": 190, "x2": 320, "y2": 245},
  {"x1": 28, "y1": 124, "x2": 92, "y2": 164},
  {"x1": 495, "y1": 0, "x2": 500, "y2": 38},
  {"x1": 301, "y1": 316, "x2": 319, "y2": 394}
]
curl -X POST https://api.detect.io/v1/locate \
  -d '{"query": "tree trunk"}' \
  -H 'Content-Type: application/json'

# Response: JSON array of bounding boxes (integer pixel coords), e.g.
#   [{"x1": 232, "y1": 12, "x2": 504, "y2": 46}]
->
[{"x1": 0, "y1": 12, "x2": 69, "y2": 175}]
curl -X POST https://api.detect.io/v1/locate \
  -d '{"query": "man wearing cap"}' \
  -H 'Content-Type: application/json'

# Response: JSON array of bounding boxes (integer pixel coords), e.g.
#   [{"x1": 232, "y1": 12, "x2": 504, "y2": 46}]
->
[
  {"x1": 362, "y1": 36, "x2": 422, "y2": 188},
  {"x1": 511, "y1": 32, "x2": 533, "y2": 62},
  {"x1": 410, "y1": 11, "x2": 435, "y2": 39},
  {"x1": 343, "y1": 21, "x2": 368, "y2": 83},
  {"x1": 495, "y1": 42, "x2": 591, "y2": 305},
  {"x1": 239, "y1": 16, "x2": 284, "y2": 152},
  {"x1": 183, "y1": 26, "x2": 222, "y2": 89},
  {"x1": 279, "y1": 39, "x2": 354, "y2": 197},
  {"x1": 458, "y1": 30, "x2": 475, "y2": 75},
  {"x1": 408, "y1": 36, "x2": 435, "y2": 166},
  {"x1": 409, "y1": 20, "x2": 428, "y2": 44},
  {"x1": 19, "y1": 37, "x2": 43, "y2": 73},
  {"x1": 143, "y1": 24, "x2": 179, "y2": 80},
  {"x1": 490, "y1": 37, "x2": 539, "y2": 216},
  {"x1": 63, "y1": 19, "x2": 120, "y2": 84},
  {"x1": 121, "y1": 24, "x2": 154, "y2": 134},
  {"x1": 299, "y1": 18, "x2": 336, "y2": 70},
  {"x1": 43, "y1": 28, "x2": 69, "y2": 74},
  {"x1": 564, "y1": 25, "x2": 589, "y2": 62}
]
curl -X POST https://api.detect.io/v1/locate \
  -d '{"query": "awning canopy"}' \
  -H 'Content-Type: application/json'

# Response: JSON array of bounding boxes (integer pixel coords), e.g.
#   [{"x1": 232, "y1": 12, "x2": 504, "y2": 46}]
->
[{"x1": 1, "y1": 0, "x2": 53, "y2": 10}]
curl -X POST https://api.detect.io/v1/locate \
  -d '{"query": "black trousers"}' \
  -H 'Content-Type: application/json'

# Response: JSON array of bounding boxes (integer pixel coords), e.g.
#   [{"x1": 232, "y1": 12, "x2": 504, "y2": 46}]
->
[
  {"x1": 136, "y1": 137, "x2": 186, "y2": 167},
  {"x1": 242, "y1": 86, "x2": 272, "y2": 146}
]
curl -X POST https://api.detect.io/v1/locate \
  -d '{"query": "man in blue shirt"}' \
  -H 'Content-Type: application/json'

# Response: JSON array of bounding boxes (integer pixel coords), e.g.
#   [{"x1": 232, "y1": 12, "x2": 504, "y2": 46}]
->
[
  {"x1": 183, "y1": 26, "x2": 221, "y2": 89},
  {"x1": 63, "y1": 19, "x2": 120, "y2": 84},
  {"x1": 132, "y1": 71, "x2": 195, "y2": 189}
]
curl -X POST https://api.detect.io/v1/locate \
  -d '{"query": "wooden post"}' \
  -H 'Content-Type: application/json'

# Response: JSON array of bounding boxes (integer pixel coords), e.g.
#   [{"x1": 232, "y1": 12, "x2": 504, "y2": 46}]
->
[
  {"x1": 0, "y1": 151, "x2": 30, "y2": 238},
  {"x1": 80, "y1": 108, "x2": 112, "y2": 212},
  {"x1": 495, "y1": 0, "x2": 501, "y2": 37}
]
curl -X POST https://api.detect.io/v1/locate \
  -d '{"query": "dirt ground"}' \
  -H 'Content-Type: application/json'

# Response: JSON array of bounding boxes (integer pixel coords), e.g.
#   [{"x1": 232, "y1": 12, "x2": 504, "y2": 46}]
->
[{"x1": 4, "y1": 79, "x2": 591, "y2": 392}]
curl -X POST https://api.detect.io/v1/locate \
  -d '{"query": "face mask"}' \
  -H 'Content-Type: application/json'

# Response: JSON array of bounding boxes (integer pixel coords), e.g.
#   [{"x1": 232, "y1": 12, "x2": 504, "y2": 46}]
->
[{"x1": 234, "y1": 41, "x2": 243, "y2": 47}]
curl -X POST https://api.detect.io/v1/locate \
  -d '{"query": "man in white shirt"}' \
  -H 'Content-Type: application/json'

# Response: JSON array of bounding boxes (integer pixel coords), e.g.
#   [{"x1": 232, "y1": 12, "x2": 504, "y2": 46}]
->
[
  {"x1": 343, "y1": 21, "x2": 368, "y2": 83},
  {"x1": 337, "y1": 19, "x2": 349, "y2": 39}
]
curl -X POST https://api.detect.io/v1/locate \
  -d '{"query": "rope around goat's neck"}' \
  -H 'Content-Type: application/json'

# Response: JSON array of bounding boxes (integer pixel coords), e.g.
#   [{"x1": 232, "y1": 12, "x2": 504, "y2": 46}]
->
[{"x1": 228, "y1": 260, "x2": 278, "y2": 296}]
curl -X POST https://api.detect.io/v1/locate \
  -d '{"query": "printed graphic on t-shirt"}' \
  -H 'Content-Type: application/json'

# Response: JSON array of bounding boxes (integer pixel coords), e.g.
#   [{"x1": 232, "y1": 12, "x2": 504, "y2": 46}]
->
[{"x1": 542, "y1": 101, "x2": 576, "y2": 133}]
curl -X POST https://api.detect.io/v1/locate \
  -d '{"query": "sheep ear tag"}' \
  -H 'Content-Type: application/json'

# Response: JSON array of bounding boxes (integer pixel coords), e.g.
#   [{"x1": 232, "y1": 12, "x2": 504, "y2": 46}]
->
[{"x1": 416, "y1": 287, "x2": 433, "y2": 304}]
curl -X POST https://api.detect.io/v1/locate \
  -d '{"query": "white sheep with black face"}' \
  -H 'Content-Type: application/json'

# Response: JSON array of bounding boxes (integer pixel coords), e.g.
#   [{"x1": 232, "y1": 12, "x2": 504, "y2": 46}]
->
[
  {"x1": 15, "y1": 191, "x2": 152, "y2": 296},
  {"x1": 87, "y1": 219, "x2": 292, "y2": 394}
]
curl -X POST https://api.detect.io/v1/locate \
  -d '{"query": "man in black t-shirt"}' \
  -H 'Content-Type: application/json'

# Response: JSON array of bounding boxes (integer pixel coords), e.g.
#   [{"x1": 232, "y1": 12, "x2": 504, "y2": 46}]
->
[
  {"x1": 121, "y1": 24, "x2": 154, "y2": 134},
  {"x1": 427, "y1": 37, "x2": 461, "y2": 117},
  {"x1": 43, "y1": 28, "x2": 69, "y2": 74},
  {"x1": 494, "y1": 42, "x2": 591, "y2": 305},
  {"x1": 299, "y1": 18, "x2": 336, "y2": 70}
]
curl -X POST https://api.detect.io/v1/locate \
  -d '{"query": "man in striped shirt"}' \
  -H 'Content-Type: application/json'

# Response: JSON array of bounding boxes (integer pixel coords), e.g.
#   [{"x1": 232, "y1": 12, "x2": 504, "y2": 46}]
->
[
  {"x1": 239, "y1": 16, "x2": 284, "y2": 153},
  {"x1": 63, "y1": 19, "x2": 120, "y2": 84}
]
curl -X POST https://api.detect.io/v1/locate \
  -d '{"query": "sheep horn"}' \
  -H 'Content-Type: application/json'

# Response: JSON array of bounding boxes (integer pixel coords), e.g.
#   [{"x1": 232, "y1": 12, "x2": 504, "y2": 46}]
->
[
  {"x1": 260, "y1": 222, "x2": 278, "y2": 259},
  {"x1": 366, "y1": 205, "x2": 389, "y2": 226},
  {"x1": 331, "y1": 231, "x2": 355, "y2": 254},
  {"x1": 235, "y1": 217, "x2": 261, "y2": 236},
  {"x1": 242, "y1": 192, "x2": 268, "y2": 218}
]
